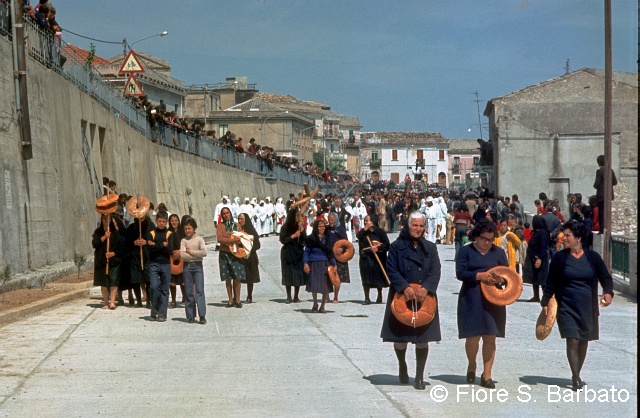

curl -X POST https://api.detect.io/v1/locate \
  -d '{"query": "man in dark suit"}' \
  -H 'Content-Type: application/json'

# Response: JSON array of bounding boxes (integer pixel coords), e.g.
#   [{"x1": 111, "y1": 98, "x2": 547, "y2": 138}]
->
[{"x1": 593, "y1": 154, "x2": 617, "y2": 233}]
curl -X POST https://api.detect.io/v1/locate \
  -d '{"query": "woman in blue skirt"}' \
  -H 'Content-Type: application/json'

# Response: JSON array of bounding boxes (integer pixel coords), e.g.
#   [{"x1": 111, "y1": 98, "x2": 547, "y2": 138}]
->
[{"x1": 303, "y1": 219, "x2": 336, "y2": 313}]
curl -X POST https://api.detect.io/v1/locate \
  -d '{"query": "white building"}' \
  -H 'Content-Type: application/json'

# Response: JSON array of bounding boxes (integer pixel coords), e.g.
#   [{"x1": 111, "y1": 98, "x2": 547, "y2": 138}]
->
[{"x1": 359, "y1": 132, "x2": 450, "y2": 185}]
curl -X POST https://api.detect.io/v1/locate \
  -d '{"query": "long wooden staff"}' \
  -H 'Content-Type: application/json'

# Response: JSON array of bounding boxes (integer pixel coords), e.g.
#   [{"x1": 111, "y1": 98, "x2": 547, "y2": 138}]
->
[
  {"x1": 106, "y1": 214, "x2": 111, "y2": 275},
  {"x1": 366, "y1": 235, "x2": 390, "y2": 285},
  {"x1": 139, "y1": 217, "x2": 144, "y2": 270}
]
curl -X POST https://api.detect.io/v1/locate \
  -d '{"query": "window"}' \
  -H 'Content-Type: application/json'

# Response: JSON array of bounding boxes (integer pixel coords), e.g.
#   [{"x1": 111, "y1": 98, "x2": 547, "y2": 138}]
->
[
  {"x1": 454, "y1": 176, "x2": 461, "y2": 182},
  {"x1": 473, "y1": 156, "x2": 480, "y2": 167},
  {"x1": 454, "y1": 156, "x2": 460, "y2": 165},
  {"x1": 392, "y1": 150, "x2": 398, "y2": 160},
  {"x1": 371, "y1": 150, "x2": 379, "y2": 161},
  {"x1": 439, "y1": 150, "x2": 445, "y2": 160},
  {"x1": 218, "y1": 124, "x2": 228, "y2": 138},
  {"x1": 416, "y1": 149, "x2": 424, "y2": 160}
]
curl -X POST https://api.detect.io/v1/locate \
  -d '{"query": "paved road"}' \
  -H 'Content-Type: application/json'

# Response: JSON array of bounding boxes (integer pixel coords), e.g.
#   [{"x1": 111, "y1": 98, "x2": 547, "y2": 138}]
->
[{"x1": 0, "y1": 234, "x2": 636, "y2": 417}]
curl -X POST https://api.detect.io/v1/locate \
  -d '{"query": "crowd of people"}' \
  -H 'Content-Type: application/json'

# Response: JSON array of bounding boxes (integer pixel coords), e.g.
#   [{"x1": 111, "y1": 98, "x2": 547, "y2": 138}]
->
[{"x1": 94, "y1": 153, "x2": 616, "y2": 393}]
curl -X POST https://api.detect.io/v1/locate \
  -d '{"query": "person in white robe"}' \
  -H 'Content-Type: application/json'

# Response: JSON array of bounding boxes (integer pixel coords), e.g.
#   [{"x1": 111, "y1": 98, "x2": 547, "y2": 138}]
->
[
  {"x1": 274, "y1": 197, "x2": 286, "y2": 234},
  {"x1": 264, "y1": 196, "x2": 275, "y2": 235}
]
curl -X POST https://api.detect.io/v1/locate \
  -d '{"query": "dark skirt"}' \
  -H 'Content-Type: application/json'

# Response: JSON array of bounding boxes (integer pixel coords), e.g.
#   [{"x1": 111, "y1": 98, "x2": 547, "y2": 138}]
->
[
  {"x1": 523, "y1": 254, "x2": 549, "y2": 287},
  {"x1": 337, "y1": 261, "x2": 350, "y2": 283},
  {"x1": 219, "y1": 251, "x2": 246, "y2": 281},
  {"x1": 457, "y1": 281, "x2": 506, "y2": 338},
  {"x1": 281, "y1": 248, "x2": 307, "y2": 287},
  {"x1": 241, "y1": 259, "x2": 261, "y2": 284},
  {"x1": 359, "y1": 256, "x2": 388, "y2": 288},
  {"x1": 171, "y1": 273, "x2": 184, "y2": 286},
  {"x1": 306, "y1": 260, "x2": 333, "y2": 294},
  {"x1": 93, "y1": 264, "x2": 121, "y2": 288}
]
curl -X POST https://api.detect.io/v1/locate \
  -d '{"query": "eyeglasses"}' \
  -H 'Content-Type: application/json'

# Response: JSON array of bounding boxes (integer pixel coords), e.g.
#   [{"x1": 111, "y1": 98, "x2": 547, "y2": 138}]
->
[{"x1": 477, "y1": 235, "x2": 494, "y2": 243}]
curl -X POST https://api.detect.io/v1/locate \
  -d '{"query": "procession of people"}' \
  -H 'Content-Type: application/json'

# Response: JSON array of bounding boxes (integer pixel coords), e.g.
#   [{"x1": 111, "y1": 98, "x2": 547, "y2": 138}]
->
[{"x1": 92, "y1": 176, "x2": 615, "y2": 393}]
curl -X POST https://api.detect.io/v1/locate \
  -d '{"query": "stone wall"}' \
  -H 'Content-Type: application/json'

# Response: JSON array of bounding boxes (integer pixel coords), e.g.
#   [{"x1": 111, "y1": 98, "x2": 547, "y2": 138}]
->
[{"x1": 0, "y1": 38, "x2": 296, "y2": 283}]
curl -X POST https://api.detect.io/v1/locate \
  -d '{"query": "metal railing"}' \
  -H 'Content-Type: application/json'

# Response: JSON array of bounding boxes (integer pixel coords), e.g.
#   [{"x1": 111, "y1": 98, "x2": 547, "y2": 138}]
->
[
  {"x1": 611, "y1": 236, "x2": 630, "y2": 278},
  {"x1": 0, "y1": 8, "x2": 323, "y2": 188}
]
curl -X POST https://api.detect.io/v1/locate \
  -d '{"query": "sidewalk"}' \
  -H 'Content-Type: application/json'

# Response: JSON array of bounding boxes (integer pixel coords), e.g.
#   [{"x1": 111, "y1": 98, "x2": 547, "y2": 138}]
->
[{"x1": 0, "y1": 234, "x2": 636, "y2": 417}]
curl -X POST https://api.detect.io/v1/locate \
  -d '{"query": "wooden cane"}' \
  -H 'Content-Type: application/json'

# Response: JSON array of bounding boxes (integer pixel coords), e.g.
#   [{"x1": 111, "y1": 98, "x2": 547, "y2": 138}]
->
[
  {"x1": 106, "y1": 214, "x2": 111, "y2": 275},
  {"x1": 139, "y1": 217, "x2": 144, "y2": 270},
  {"x1": 366, "y1": 236, "x2": 390, "y2": 285}
]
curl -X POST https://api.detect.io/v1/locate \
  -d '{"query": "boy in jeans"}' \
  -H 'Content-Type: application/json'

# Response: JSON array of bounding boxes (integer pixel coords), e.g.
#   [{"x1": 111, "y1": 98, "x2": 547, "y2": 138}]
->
[{"x1": 145, "y1": 210, "x2": 178, "y2": 321}]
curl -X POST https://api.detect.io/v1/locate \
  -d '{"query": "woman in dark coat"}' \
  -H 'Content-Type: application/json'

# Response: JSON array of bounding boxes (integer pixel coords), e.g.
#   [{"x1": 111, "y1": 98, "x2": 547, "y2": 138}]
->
[
  {"x1": 357, "y1": 215, "x2": 390, "y2": 305},
  {"x1": 381, "y1": 212, "x2": 441, "y2": 390},
  {"x1": 238, "y1": 212, "x2": 261, "y2": 303},
  {"x1": 121, "y1": 215, "x2": 153, "y2": 307},
  {"x1": 541, "y1": 220, "x2": 613, "y2": 391},
  {"x1": 280, "y1": 208, "x2": 307, "y2": 303},
  {"x1": 326, "y1": 212, "x2": 350, "y2": 303},
  {"x1": 523, "y1": 215, "x2": 549, "y2": 302},
  {"x1": 455, "y1": 218, "x2": 508, "y2": 389},
  {"x1": 92, "y1": 214, "x2": 124, "y2": 310}
]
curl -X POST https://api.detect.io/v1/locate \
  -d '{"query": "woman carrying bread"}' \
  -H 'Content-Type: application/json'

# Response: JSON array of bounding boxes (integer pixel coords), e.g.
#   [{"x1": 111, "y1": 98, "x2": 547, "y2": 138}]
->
[
  {"x1": 217, "y1": 206, "x2": 246, "y2": 308},
  {"x1": 455, "y1": 218, "x2": 508, "y2": 389}
]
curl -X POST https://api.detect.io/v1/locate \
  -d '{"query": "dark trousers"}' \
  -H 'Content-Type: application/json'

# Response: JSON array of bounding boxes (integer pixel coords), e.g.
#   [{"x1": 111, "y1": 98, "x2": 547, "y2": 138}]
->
[
  {"x1": 183, "y1": 262, "x2": 206, "y2": 320},
  {"x1": 148, "y1": 263, "x2": 171, "y2": 319}
]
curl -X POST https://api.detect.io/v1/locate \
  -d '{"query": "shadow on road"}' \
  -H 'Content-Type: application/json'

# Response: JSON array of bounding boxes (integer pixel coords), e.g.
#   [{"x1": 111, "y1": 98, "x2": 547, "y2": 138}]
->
[{"x1": 519, "y1": 375, "x2": 572, "y2": 389}]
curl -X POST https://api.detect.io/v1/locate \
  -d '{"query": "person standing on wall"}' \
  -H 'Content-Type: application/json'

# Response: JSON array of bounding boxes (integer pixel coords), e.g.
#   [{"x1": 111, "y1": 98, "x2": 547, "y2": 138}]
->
[{"x1": 593, "y1": 154, "x2": 617, "y2": 234}]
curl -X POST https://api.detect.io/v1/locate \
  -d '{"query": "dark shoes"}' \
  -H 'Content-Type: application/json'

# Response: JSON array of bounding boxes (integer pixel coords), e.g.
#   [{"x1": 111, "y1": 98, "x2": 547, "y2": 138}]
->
[
  {"x1": 235, "y1": 302, "x2": 242, "y2": 308},
  {"x1": 188, "y1": 318, "x2": 195, "y2": 324},
  {"x1": 480, "y1": 374, "x2": 495, "y2": 389},
  {"x1": 399, "y1": 364, "x2": 409, "y2": 384},
  {"x1": 246, "y1": 297, "x2": 252, "y2": 304},
  {"x1": 199, "y1": 317, "x2": 207, "y2": 325},
  {"x1": 466, "y1": 371, "x2": 476, "y2": 384},
  {"x1": 225, "y1": 303, "x2": 234, "y2": 308},
  {"x1": 293, "y1": 297, "x2": 301, "y2": 303},
  {"x1": 362, "y1": 299, "x2": 371, "y2": 305},
  {"x1": 376, "y1": 295, "x2": 383, "y2": 304},
  {"x1": 136, "y1": 302, "x2": 143, "y2": 308},
  {"x1": 414, "y1": 378, "x2": 426, "y2": 390},
  {"x1": 149, "y1": 315, "x2": 157, "y2": 321},
  {"x1": 318, "y1": 307, "x2": 326, "y2": 314},
  {"x1": 311, "y1": 303, "x2": 319, "y2": 313},
  {"x1": 571, "y1": 378, "x2": 585, "y2": 391},
  {"x1": 171, "y1": 301, "x2": 177, "y2": 309},
  {"x1": 285, "y1": 297, "x2": 293, "y2": 304}
]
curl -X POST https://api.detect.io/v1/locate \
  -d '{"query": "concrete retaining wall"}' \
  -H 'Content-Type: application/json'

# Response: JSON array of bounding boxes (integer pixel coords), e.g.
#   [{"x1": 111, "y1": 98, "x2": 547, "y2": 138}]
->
[{"x1": 0, "y1": 38, "x2": 295, "y2": 284}]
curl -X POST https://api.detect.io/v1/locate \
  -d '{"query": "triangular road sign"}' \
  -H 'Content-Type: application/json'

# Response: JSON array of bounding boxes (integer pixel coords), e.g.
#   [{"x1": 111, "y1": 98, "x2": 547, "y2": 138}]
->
[
  {"x1": 119, "y1": 50, "x2": 145, "y2": 73},
  {"x1": 124, "y1": 75, "x2": 145, "y2": 96}
]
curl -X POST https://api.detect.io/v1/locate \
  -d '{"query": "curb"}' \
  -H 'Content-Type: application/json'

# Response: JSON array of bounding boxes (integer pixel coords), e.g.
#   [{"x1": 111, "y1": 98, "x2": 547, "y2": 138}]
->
[{"x1": 0, "y1": 283, "x2": 92, "y2": 326}]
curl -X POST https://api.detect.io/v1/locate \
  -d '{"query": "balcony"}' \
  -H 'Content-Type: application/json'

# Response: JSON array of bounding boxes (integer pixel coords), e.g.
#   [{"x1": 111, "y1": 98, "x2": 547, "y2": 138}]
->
[
  {"x1": 369, "y1": 160, "x2": 381, "y2": 170},
  {"x1": 415, "y1": 159, "x2": 425, "y2": 168},
  {"x1": 452, "y1": 164, "x2": 460, "y2": 174}
]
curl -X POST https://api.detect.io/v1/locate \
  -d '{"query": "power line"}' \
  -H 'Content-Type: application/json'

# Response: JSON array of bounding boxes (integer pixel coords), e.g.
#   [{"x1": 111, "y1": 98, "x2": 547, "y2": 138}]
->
[{"x1": 60, "y1": 27, "x2": 122, "y2": 44}]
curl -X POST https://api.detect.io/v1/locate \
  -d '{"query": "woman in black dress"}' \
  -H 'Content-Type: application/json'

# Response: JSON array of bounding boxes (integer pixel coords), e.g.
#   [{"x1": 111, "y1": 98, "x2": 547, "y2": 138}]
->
[
  {"x1": 455, "y1": 218, "x2": 508, "y2": 389},
  {"x1": 238, "y1": 212, "x2": 261, "y2": 303},
  {"x1": 541, "y1": 220, "x2": 613, "y2": 391},
  {"x1": 522, "y1": 215, "x2": 549, "y2": 302},
  {"x1": 280, "y1": 208, "x2": 307, "y2": 303},
  {"x1": 92, "y1": 214, "x2": 124, "y2": 310},
  {"x1": 357, "y1": 215, "x2": 390, "y2": 305},
  {"x1": 326, "y1": 212, "x2": 350, "y2": 304}
]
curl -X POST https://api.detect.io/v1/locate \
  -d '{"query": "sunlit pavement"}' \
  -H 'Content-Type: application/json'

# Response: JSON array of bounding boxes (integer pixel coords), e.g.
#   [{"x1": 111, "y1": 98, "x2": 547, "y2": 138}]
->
[{"x1": 0, "y1": 233, "x2": 636, "y2": 417}]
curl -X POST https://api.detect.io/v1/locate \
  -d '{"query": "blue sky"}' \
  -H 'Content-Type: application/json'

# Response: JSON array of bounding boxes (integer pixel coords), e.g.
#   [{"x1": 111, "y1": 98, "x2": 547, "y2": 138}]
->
[{"x1": 56, "y1": 0, "x2": 637, "y2": 139}]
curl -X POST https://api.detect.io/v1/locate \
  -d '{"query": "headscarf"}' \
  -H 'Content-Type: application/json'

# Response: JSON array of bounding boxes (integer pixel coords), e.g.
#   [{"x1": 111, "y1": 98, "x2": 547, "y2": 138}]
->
[
  {"x1": 328, "y1": 212, "x2": 340, "y2": 228},
  {"x1": 223, "y1": 207, "x2": 237, "y2": 232}
]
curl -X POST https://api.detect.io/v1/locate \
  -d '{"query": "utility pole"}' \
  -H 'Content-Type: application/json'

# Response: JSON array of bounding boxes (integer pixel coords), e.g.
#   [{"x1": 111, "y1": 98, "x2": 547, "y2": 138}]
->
[
  {"x1": 13, "y1": 0, "x2": 33, "y2": 160},
  {"x1": 603, "y1": 0, "x2": 613, "y2": 268},
  {"x1": 471, "y1": 91, "x2": 483, "y2": 140}
]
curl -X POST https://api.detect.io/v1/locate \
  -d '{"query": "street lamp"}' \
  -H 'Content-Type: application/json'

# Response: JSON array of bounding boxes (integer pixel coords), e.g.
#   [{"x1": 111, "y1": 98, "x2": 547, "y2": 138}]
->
[
  {"x1": 467, "y1": 123, "x2": 489, "y2": 139},
  {"x1": 123, "y1": 31, "x2": 169, "y2": 56},
  {"x1": 259, "y1": 111, "x2": 288, "y2": 145}
]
